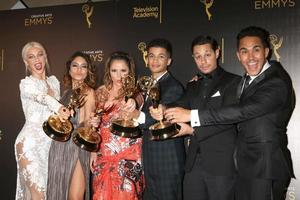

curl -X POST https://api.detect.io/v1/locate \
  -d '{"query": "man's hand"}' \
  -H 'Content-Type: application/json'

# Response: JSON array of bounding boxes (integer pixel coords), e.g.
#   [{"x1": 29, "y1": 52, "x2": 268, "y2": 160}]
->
[
  {"x1": 173, "y1": 122, "x2": 194, "y2": 137},
  {"x1": 119, "y1": 98, "x2": 137, "y2": 119},
  {"x1": 164, "y1": 107, "x2": 191, "y2": 123},
  {"x1": 122, "y1": 98, "x2": 136, "y2": 113}
]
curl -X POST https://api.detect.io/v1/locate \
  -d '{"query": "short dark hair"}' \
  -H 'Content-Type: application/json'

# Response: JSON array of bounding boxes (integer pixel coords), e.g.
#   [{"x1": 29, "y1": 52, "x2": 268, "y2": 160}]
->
[
  {"x1": 237, "y1": 26, "x2": 270, "y2": 49},
  {"x1": 191, "y1": 35, "x2": 219, "y2": 52},
  {"x1": 146, "y1": 38, "x2": 172, "y2": 58}
]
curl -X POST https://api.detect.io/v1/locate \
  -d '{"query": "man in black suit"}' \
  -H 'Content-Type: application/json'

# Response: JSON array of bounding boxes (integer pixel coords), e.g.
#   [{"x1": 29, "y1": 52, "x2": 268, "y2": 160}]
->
[
  {"x1": 151, "y1": 35, "x2": 240, "y2": 200},
  {"x1": 132, "y1": 38, "x2": 185, "y2": 200},
  {"x1": 164, "y1": 26, "x2": 295, "y2": 200}
]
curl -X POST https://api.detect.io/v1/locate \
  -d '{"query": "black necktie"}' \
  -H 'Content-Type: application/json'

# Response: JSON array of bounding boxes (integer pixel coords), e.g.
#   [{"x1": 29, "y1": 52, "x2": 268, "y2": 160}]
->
[
  {"x1": 244, "y1": 75, "x2": 251, "y2": 89},
  {"x1": 238, "y1": 75, "x2": 251, "y2": 98}
]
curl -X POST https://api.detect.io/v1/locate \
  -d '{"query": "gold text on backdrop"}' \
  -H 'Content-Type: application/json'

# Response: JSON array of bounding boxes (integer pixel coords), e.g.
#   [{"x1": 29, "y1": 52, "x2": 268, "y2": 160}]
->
[
  {"x1": 24, "y1": 13, "x2": 53, "y2": 26},
  {"x1": 254, "y1": 0, "x2": 295, "y2": 9},
  {"x1": 83, "y1": 50, "x2": 104, "y2": 63}
]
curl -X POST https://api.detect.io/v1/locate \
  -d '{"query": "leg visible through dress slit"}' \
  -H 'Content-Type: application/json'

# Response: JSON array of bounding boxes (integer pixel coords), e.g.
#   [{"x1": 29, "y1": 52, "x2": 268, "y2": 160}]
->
[
  {"x1": 15, "y1": 140, "x2": 46, "y2": 200},
  {"x1": 68, "y1": 159, "x2": 86, "y2": 200}
]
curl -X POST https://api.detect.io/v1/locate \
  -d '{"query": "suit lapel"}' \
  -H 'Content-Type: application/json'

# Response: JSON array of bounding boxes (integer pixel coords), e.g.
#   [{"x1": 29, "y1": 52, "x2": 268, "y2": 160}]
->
[
  {"x1": 141, "y1": 72, "x2": 169, "y2": 112},
  {"x1": 240, "y1": 73, "x2": 265, "y2": 99},
  {"x1": 190, "y1": 80, "x2": 205, "y2": 106},
  {"x1": 156, "y1": 71, "x2": 170, "y2": 84},
  {"x1": 189, "y1": 68, "x2": 225, "y2": 108},
  {"x1": 241, "y1": 64, "x2": 276, "y2": 99},
  {"x1": 202, "y1": 68, "x2": 225, "y2": 105},
  {"x1": 237, "y1": 77, "x2": 244, "y2": 99}
]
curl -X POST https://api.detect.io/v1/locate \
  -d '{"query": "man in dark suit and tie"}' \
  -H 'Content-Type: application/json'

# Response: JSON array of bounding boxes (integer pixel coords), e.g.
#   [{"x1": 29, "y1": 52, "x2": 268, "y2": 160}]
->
[
  {"x1": 131, "y1": 38, "x2": 186, "y2": 200},
  {"x1": 164, "y1": 26, "x2": 295, "y2": 200},
  {"x1": 151, "y1": 35, "x2": 240, "y2": 200}
]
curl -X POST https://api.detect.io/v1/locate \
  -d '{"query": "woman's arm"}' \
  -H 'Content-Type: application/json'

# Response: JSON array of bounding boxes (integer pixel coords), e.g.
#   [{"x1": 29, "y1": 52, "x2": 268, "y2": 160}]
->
[{"x1": 20, "y1": 77, "x2": 62, "y2": 113}]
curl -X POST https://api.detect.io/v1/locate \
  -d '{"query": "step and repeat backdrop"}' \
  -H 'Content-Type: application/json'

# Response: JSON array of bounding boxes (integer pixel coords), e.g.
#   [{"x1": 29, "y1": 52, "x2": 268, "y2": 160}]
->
[{"x1": 0, "y1": 0, "x2": 299, "y2": 198}]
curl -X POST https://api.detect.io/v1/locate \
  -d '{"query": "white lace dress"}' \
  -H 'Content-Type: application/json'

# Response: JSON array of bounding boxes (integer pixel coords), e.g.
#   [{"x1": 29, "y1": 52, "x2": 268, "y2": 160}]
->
[{"x1": 15, "y1": 75, "x2": 61, "y2": 200}]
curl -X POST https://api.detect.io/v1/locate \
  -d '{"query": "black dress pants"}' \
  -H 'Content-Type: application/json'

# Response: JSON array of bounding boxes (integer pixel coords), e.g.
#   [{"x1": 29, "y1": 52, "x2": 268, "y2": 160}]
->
[
  {"x1": 183, "y1": 155, "x2": 236, "y2": 200},
  {"x1": 235, "y1": 176, "x2": 290, "y2": 200}
]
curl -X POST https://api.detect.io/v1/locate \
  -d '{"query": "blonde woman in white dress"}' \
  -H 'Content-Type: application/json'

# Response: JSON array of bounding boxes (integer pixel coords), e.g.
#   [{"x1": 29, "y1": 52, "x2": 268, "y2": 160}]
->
[{"x1": 14, "y1": 41, "x2": 70, "y2": 200}]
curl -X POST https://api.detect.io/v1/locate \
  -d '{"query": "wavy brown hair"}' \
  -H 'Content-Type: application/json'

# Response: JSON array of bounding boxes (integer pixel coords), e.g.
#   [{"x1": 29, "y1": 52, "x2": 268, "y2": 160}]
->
[
  {"x1": 103, "y1": 51, "x2": 136, "y2": 91},
  {"x1": 63, "y1": 51, "x2": 96, "y2": 89}
]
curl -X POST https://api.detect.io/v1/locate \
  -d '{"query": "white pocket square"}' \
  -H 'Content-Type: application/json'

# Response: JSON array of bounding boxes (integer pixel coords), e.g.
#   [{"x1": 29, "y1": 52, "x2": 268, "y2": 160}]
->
[{"x1": 211, "y1": 91, "x2": 221, "y2": 97}]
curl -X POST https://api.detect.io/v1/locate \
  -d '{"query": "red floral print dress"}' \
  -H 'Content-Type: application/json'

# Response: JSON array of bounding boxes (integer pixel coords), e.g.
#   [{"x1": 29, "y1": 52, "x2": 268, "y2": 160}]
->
[{"x1": 92, "y1": 86, "x2": 144, "y2": 200}]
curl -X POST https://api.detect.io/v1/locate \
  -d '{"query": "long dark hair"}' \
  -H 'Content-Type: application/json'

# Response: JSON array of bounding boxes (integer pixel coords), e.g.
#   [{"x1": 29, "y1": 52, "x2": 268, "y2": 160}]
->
[{"x1": 63, "y1": 51, "x2": 96, "y2": 89}]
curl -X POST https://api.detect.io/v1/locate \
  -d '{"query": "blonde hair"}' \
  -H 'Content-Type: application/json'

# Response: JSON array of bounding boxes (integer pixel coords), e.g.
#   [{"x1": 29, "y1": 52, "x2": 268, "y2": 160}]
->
[{"x1": 21, "y1": 41, "x2": 50, "y2": 75}]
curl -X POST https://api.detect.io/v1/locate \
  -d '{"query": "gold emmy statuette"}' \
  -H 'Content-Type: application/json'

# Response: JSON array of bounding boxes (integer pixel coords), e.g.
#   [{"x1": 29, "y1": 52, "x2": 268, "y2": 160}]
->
[
  {"x1": 43, "y1": 85, "x2": 87, "y2": 142},
  {"x1": 82, "y1": 4, "x2": 94, "y2": 28},
  {"x1": 111, "y1": 75, "x2": 141, "y2": 138},
  {"x1": 138, "y1": 42, "x2": 148, "y2": 67},
  {"x1": 200, "y1": 0, "x2": 214, "y2": 20},
  {"x1": 137, "y1": 76, "x2": 180, "y2": 140},
  {"x1": 269, "y1": 34, "x2": 283, "y2": 62},
  {"x1": 73, "y1": 109, "x2": 102, "y2": 152}
]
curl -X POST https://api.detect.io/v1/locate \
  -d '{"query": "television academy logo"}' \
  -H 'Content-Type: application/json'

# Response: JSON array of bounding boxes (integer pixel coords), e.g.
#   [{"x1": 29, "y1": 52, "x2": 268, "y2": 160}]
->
[
  {"x1": 82, "y1": 4, "x2": 94, "y2": 28},
  {"x1": 269, "y1": 34, "x2": 283, "y2": 62},
  {"x1": 200, "y1": 0, "x2": 214, "y2": 20},
  {"x1": 132, "y1": 0, "x2": 163, "y2": 24}
]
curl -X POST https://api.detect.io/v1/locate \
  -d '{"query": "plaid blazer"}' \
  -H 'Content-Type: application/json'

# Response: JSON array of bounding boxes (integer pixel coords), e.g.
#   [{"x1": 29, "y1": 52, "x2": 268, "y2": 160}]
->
[{"x1": 141, "y1": 71, "x2": 186, "y2": 200}]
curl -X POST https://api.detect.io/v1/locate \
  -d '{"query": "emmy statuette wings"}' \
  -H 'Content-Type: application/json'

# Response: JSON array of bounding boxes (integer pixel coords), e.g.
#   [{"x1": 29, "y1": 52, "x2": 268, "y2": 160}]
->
[
  {"x1": 138, "y1": 76, "x2": 180, "y2": 141},
  {"x1": 43, "y1": 84, "x2": 87, "y2": 142},
  {"x1": 111, "y1": 75, "x2": 142, "y2": 138},
  {"x1": 73, "y1": 109, "x2": 102, "y2": 152}
]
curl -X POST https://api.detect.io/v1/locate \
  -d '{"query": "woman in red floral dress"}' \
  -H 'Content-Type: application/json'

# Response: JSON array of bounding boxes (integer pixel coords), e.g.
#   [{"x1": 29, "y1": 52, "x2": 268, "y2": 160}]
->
[{"x1": 90, "y1": 51, "x2": 144, "y2": 200}]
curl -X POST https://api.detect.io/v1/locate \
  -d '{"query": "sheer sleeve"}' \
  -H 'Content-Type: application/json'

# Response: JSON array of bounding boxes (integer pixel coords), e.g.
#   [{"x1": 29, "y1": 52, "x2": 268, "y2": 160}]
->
[{"x1": 19, "y1": 76, "x2": 62, "y2": 113}]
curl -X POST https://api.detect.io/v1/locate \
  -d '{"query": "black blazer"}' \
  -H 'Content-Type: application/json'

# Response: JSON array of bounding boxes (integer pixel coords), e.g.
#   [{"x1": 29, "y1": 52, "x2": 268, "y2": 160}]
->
[
  {"x1": 199, "y1": 61, "x2": 295, "y2": 180},
  {"x1": 175, "y1": 67, "x2": 241, "y2": 176}
]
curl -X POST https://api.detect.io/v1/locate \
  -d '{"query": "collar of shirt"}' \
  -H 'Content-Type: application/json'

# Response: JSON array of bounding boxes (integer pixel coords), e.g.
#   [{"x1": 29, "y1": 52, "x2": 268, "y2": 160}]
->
[
  {"x1": 197, "y1": 72, "x2": 212, "y2": 80},
  {"x1": 141, "y1": 70, "x2": 168, "y2": 106},
  {"x1": 197, "y1": 66, "x2": 220, "y2": 80},
  {"x1": 247, "y1": 61, "x2": 271, "y2": 84},
  {"x1": 153, "y1": 70, "x2": 168, "y2": 82}
]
